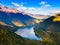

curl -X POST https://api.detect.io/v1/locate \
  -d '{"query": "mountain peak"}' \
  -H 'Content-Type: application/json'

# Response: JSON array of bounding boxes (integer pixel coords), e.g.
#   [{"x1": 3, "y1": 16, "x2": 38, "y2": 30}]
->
[
  {"x1": 53, "y1": 14, "x2": 60, "y2": 22},
  {"x1": 0, "y1": 5, "x2": 19, "y2": 13}
]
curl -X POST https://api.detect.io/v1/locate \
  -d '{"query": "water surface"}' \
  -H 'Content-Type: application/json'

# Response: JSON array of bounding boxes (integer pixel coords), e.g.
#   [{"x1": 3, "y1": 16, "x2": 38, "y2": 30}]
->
[{"x1": 15, "y1": 26, "x2": 42, "y2": 40}]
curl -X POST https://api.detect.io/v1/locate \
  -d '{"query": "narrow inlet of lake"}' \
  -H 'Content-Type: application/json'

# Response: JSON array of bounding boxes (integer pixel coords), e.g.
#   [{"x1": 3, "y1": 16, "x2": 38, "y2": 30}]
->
[{"x1": 15, "y1": 26, "x2": 42, "y2": 40}]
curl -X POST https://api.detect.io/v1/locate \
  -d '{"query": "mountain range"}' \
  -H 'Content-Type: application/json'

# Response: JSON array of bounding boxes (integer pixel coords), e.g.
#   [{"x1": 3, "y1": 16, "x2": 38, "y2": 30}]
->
[
  {"x1": 34, "y1": 14, "x2": 60, "y2": 45},
  {"x1": 0, "y1": 5, "x2": 60, "y2": 45}
]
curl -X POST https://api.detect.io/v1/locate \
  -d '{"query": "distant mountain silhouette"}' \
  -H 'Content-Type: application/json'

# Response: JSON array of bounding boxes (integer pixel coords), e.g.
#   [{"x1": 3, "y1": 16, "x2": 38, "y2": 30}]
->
[
  {"x1": 0, "y1": 10, "x2": 35, "y2": 27},
  {"x1": 34, "y1": 14, "x2": 60, "y2": 32}
]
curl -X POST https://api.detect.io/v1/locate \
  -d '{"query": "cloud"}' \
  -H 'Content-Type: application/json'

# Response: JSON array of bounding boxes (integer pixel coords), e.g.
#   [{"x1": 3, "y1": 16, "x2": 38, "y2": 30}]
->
[
  {"x1": 11, "y1": 2, "x2": 27, "y2": 12},
  {"x1": 11, "y1": 2, "x2": 20, "y2": 7},
  {"x1": 40, "y1": 1, "x2": 46, "y2": 5},
  {"x1": 49, "y1": 10, "x2": 60, "y2": 15},
  {"x1": 40, "y1": 1, "x2": 51, "y2": 8},
  {"x1": 11, "y1": 2, "x2": 37, "y2": 12},
  {"x1": 11, "y1": 2, "x2": 27, "y2": 7},
  {"x1": 11, "y1": 2, "x2": 53, "y2": 15},
  {"x1": 17, "y1": 7, "x2": 27, "y2": 12},
  {"x1": 28, "y1": 8, "x2": 36, "y2": 11},
  {"x1": 44, "y1": 4, "x2": 51, "y2": 7},
  {"x1": 0, "y1": 3, "x2": 4, "y2": 7},
  {"x1": 54, "y1": 10, "x2": 60, "y2": 13}
]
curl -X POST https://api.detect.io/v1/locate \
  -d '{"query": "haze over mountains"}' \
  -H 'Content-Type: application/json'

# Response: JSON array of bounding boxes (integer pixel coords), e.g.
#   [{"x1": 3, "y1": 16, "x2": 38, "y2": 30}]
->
[
  {"x1": 0, "y1": 5, "x2": 50, "y2": 19},
  {"x1": 0, "y1": 5, "x2": 60, "y2": 45},
  {"x1": 0, "y1": 5, "x2": 51, "y2": 28},
  {"x1": 0, "y1": 6, "x2": 35, "y2": 27}
]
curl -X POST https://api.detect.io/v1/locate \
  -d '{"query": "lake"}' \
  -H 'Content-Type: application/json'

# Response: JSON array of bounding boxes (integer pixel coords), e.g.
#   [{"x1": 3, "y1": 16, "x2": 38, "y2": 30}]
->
[{"x1": 15, "y1": 26, "x2": 42, "y2": 40}]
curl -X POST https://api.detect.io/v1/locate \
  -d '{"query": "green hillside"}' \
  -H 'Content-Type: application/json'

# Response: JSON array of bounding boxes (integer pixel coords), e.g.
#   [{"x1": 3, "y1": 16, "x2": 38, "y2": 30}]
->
[
  {"x1": 0, "y1": 25, "x2": 25, "y2": 45},
  {"x1": 34, "y1": 14, "x2": 60, "y2": 45},
  {"x1": 0, "y1": 25, "x2": 42, "y2": 45},
  {"x1": 0, "y1": 25, "x2": 57, "y2": 45}
]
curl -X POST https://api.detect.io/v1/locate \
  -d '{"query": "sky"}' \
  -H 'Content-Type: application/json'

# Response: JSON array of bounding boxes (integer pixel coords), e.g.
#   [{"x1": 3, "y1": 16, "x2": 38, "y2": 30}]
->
[{"x1": 0, "y1": 0, "x2": 60, "y2": 15}]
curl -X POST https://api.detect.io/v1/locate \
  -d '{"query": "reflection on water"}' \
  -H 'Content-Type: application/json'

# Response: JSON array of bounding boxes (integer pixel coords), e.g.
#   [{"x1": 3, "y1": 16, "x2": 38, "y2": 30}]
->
[{"x1": 15, "y1": 26, "x2": 42, "y2": 40}]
